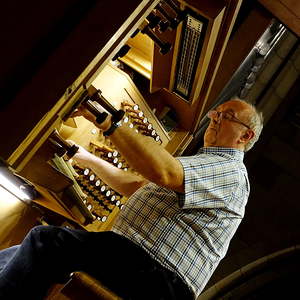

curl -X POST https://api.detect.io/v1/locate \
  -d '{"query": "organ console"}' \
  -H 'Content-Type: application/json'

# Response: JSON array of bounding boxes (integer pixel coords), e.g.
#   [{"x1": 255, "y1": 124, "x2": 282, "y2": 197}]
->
[{"x1": 1, "y1": 0, "x2": 248, "y2": 247}]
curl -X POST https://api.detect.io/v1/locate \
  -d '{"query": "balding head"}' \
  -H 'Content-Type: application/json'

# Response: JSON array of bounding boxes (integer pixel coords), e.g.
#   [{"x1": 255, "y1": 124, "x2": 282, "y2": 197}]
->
[
  {"x1": 205, "y1": 98, "x2": 263, "y2": 151},
  {"x1": 231, "y1": 99, "x2": 264, "y2": 151}
]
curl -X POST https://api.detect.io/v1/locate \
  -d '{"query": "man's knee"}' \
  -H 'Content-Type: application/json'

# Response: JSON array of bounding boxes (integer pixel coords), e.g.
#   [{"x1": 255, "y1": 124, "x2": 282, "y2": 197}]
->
[
  {"x1": 28, "y1": 225, "x2": 56, "y2": 239},
  {"x1": 26, "y1": 225, "x2": 66, "y2": 250}
]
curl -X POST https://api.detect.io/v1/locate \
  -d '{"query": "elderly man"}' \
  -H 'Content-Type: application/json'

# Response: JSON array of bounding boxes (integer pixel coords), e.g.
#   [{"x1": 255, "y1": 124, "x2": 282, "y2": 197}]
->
[{"x1": 0, "y1": 99, "x2": 263, "y2": 300}]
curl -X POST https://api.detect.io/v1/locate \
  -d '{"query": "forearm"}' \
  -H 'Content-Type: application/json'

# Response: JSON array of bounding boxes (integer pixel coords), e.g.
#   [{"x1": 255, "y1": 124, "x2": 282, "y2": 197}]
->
[
  {"x1": 109, "y1": 125, "x2": 184, "y2": 192},
  {"x1": 72, "y1": 152, "x2": 147, "y2": 197}
]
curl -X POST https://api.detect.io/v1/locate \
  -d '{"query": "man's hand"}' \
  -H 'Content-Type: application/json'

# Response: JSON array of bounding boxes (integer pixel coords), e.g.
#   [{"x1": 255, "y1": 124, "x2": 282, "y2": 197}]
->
[
  {"x1": 66, "y1": 140, "x2": 148, "y2": 197},
  {"x1": 67, "y1": 141, "x2": 92, "y2": 167},
  {"x1": 71, "y1": 101, "x2": 112, "y2": 131}
]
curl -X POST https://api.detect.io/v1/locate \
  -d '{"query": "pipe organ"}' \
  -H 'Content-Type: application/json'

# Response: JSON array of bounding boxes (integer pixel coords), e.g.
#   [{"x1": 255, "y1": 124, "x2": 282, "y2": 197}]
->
[{"x1": 0, "y1": 0, "x2": 243, "y2": 231}]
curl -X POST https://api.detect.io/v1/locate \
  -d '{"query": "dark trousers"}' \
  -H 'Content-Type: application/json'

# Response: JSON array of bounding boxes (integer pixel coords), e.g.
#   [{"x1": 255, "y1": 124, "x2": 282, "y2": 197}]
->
[{"x1": 0, "y1": 225, "x2": 194, "y2": 300}]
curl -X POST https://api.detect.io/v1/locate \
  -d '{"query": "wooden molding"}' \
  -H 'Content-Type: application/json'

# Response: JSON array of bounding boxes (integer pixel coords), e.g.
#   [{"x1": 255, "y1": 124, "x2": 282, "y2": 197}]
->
[{"x1": 258, "y1": 0, "x2": 300, "y2": 36}]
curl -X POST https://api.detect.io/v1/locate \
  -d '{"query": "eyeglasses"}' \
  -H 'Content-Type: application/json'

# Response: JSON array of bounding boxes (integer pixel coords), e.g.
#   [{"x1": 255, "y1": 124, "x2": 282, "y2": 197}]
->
[{"x1": 207, "y1": 110, "x2": 251, "y2": 129}]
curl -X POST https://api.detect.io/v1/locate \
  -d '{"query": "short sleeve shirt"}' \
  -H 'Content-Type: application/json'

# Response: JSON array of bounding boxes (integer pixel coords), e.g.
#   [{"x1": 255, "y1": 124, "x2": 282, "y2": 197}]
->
[{"x1": 112, "y1": 147, "x2": 250, "y2": 298}]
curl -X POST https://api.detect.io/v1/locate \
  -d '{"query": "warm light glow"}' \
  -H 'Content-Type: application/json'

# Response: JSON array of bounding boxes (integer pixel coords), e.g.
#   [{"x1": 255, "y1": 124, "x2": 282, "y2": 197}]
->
[
  {"x1": 0, "y1": 186, "x2": 21, "y2": 205},
  {"x1": 0, "y1": 173, "x2": 31, "y2": 201}
]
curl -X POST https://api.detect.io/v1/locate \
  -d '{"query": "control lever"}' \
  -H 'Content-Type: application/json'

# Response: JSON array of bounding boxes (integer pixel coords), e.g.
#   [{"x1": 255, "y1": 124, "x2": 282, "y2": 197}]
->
[
  {"x1": 89, "y1": 89, "x2": 125, "y2": 124},
  {"x1": 147, "y1": 12, "x2": 169, "y2": 33},
  {"x1": 50, "y1": 129, "x2": 79, "y2": 158},
  {"x1": 163, "y1": 0, "x2": 186, "y2": 22},
  {"x1": 83, "y1": 100, "x2": 109, "y2": 125},
  {"x1": 63, "y1": 87, "x2": 124, "y2": 131},
  {"x1": 156, "y1": 3, "x2": 180, "y2": 30},
  {"x1": 112, "y1": 44, "x2": 131, "y2": 61},
  {"x1": 139, "y1": 20, "x2": 172, "y2": 55},
  {"x1": 146, "y1": 12, "x2": 161, "y2": 29}
]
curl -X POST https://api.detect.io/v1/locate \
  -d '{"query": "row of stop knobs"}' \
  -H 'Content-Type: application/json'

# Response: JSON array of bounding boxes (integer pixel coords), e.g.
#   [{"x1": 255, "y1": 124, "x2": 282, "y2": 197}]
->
[
  {"x1": 74, "y1": 165, "x2": 124, "y2": 222},
  {"x1": 120, "y1": 102, "x2": 162, "y2": 144}
]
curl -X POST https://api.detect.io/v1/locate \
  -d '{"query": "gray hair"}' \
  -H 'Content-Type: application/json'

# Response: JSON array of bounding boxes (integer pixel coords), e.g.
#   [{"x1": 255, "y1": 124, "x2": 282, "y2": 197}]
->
[{"x1": 244, "y1": 102, "x2": 264, "y2": 152}]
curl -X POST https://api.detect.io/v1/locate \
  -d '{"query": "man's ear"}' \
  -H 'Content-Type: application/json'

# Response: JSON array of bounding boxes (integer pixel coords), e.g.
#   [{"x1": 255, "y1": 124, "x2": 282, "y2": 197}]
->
[{"x1": 240, "y1": 129, "x2": 255, "y2": 143}]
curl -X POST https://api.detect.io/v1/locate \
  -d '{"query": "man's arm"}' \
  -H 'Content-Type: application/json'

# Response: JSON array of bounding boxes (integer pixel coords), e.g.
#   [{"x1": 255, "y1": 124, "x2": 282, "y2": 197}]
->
[
  {"x1": 72, "y1": 105, "x2": 185, "y2": 193},
  {"x1": 71, "y1": 144, "x2": 148, "y2": 198},
  {"x1": 109, "y1": 125, "x2": 184, "y2": 193}
]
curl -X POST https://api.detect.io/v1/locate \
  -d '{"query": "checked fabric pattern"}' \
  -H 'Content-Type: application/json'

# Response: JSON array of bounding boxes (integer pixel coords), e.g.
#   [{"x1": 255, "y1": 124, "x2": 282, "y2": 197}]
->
[{"x1": 112, "y1": 147, "x2": 250, "y2": 298}]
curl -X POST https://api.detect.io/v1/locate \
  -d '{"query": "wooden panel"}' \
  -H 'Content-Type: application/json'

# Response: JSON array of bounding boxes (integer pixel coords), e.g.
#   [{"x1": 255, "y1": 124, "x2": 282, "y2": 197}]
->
[
  {"x1": 33, "y1": 187, "x2": 83, "y2": 225},
  {"x1": 18, "y1": 140, "x2": 73, "y2": 193},
  {"x1": 165, "y1": 130, "x2": 192, "y2": 155},
  {"x1": 205, "y1": 5, "x2": 273, "y2": 114},
  {"x1": 0, "y1": 190, "x2": 41, "y2": 249},
  {"x1": 151, "y1": 27, "x2": 177, "y2": 92},
  {"x1": 59, "y1": 117, "x2": 101, "y2": 151},
  {"x1": 180, "y1": 0, "x2": 226, "y2": 18},
  {"x1": 147, "y1": 88, "x2": 194, "y2": 130},
  {"x1": 91, "y1": 64, "x2": 170, "y2": 146},
  {"x1": 190, "y1": 6, "x2": 226, "y2": 103},
  {"x1": 193, "y1": 0, "x2": 243, "y2": 129},
  {"x1": 52, "y1": 272, "x2": 122, "y2": 300},
  {"x1": 169, "y1": 0, "x2": 226, "y2": 103},
  {"x1": 258, "y1": 0, "x2": 300, "y2": 36},
  {"x1": 120, "y1": 33, "x2": 153, "y2": 79}
]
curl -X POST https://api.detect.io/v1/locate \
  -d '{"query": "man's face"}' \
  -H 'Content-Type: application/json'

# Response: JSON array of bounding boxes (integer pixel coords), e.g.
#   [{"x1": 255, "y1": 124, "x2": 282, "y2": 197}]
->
[{"x1": 204, "y1": 100, "x2": 253, "y2": 149}]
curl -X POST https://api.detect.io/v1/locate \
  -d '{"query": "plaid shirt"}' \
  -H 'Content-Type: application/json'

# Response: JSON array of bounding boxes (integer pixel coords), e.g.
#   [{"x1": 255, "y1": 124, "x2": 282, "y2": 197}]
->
[{"x1": 112, "y1": 147, "x2": 250, "y2": 298}]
